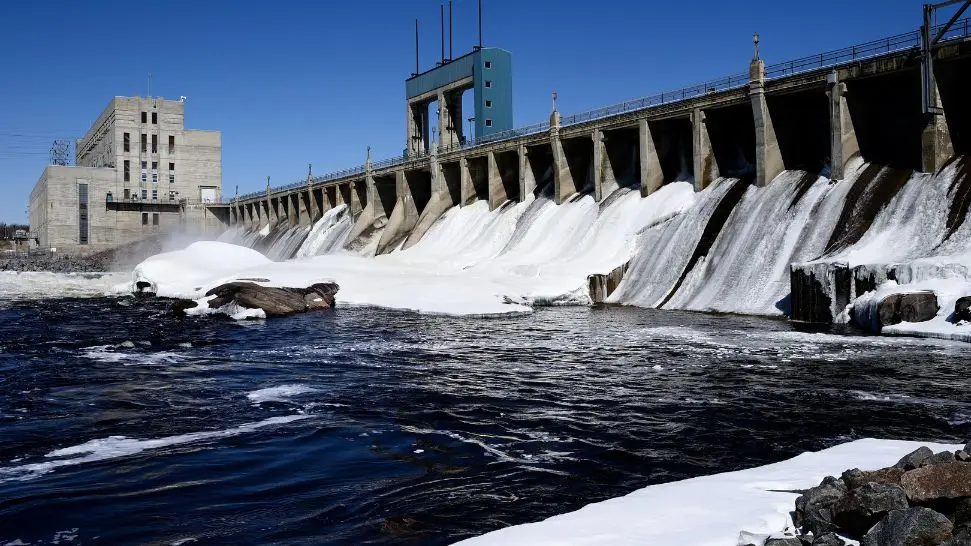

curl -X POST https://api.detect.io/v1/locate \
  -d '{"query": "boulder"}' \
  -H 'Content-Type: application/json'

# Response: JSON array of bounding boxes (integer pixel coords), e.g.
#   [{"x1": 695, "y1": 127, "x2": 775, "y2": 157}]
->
[
  {"x1": 766, "y1": 538, "x2": 803, "y2": 546},
  {"x1": 832, "y1": 482, "x2": 909, "y2": 539},
  {"x1": 896, "y1": 447, "x2": 935, "y2": 471},
  {"x1": 843, "y1": 467, "x2": 905, "y2": 489},
  {"x1": 878, "y1": 291, "x2": 938, "y2": 327},
  {"x1": 940, "y1": 527, "x2": 971, "y2": 545},
  {"x1": 955, "y1": 296, "x2": 971, "y2": 323},
  {"x1": 923, "y1": 451, "x2": 957, "y2": 466},
  {"x1": 812, "y1": 533, "x2": 846, "y2": 546},
  {"x1": 195, "y1": 281, "x2": 339, "y2": 318},
  {"x1": 901, "y1": 462, "x2": 971, "y2": 502},
  {"x1": 957, "y1": 451, "x2": 971, "y2": 463},
  {"x1": 171, "y1": 299, "x2": 198, "y2": 316},
  {"x1": 795, "y1": 476, "x2": 847, "y2": 536},
  {"x1": 861, "y1": 507, "x2": 953, "y2": 546}
]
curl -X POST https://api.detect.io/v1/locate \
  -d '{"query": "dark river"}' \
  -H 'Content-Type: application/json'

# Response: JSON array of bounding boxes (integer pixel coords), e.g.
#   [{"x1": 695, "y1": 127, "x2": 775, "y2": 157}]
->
[{"x1": 0, "y1": 297, "x2": 968, "y2": 545}]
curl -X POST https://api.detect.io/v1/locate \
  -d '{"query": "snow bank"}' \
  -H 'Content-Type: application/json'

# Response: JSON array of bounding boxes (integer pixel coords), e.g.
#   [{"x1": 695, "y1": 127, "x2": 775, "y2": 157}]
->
[
  {"x1": 457, "y1": 439, "x2": 961, "y2": 546},
  {"x1": 129, "y1": 185, "x2": 695, "y2": 316}
]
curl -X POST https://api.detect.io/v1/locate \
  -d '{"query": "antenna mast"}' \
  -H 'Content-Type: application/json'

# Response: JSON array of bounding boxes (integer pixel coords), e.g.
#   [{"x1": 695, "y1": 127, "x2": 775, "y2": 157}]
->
[
  {"x1": 414, "y1": 19, "x2": 420, "y2": 76},
  {"x1": 478, "y1": 0, "x2": 483, "y2": 50},
  {"x1": 449, "y1": 0, "x2": 453, "y2": 60},
  {"x1": 440, "y1": 4, "x2": 445, "y2": 64}
]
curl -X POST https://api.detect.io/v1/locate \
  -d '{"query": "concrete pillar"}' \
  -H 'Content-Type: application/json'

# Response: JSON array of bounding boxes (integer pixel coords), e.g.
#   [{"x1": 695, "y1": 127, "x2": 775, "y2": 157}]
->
[
  {"x1": 750, "y1": 59, "x2": 784, "y2": 187},
  {"x1": 487, "y1": 151, "x2": 504, "y2": 210},
  {"x1": 438, "y1": 90, "x2": 464, "y2": 150},
  {"x1": 639, "y1": 119, "x2": 664, "y2": 197},
  {"x1": 519, "y1": 144, "x2": 534, "y2": 201},
  {"x1": 349, "y1": 181, "x2": 363, "y2": 215},
  {"x1": 921, "y1": 79, "x2": 954, "y2": 173},
  {"x1": 406, "y1": 101, "x2": 429, "y2": 156},
  {"x1": 593, "y1": 130, "x2": 605, "y2": 202},
  {"x1": 307, "y1": 187, "x2": 319, "y2": 222},
  {"x1": 826, "y1": 77, "x2": 860, "y2": 180},
  {"x1": 460, "y1": 157, "x2": 475, "y2": 205},
  {"x1": 552, "y1": 136, "x2": 574, "y2": 204},
  {"x1": 692, "y1": 109, "x2": 718, "y2": 192},
  {"x1": 289, "y1": 193, "x2": 298, "y2": 228}
]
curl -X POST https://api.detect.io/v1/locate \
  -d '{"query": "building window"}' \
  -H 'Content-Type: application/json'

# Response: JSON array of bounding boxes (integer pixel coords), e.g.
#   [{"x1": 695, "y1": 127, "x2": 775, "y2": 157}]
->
[
  {"x1": 152, "y1": 112, "x2": 157, "y2": 124},
  {"x1": 142, "y1": 212, "x2": 148, "y2": 225},
  {"x1": 152, "y1": 189, "x2": 158, "y2": 200},
  {"x1": 151, "y1": 161, "x2": 158, "y2": 184},
  {"x1": 141, "y1": 189, "x2": 147, "y2": 199},
  {"x1": 169, "y1": 162, "x2": 175, "y2": 183},
  {"x1": 141, "y1": 161, "x2": 147, "y2": 182},
  {"x1": 169, "y1": 191, "x2": 176, "y2": 201},
  {"x1": 124, "y1": 188, "x2": 130, "y2": 200},
  {"x1": 123, "y1": 132, "x2": 130, "y2": 152},
  {"x1": 106, "y1": 192, "x2": 113, "y2": 203},
  {"x1": 141, "y1": 134, "x2": 147, "y2": 153},
  {"x1": 78, "y1": 182, "x2": 89, "y2": 245},
  {"x1": 168, "y1": 135, "x2": 175, "y2": 154},
  {"x1": 152, "y1": 213, "x2": 159, "y2": 226},
  {"x1": 124, "y1": 160, "x2": 130, "y2": 182},
  {"x1": 485, "y1": 100, "x2": 493, "y2": 108},
  {"x1": 485, "y1": 80, "x2": 492, "y2": 88},
  {"x1": 151, "y1": 134, "x2": 158, "y2": 154},
  {"x1": 485, "y1": 119, "x2": 493, "y2": 127},
  {"x1": 485, "y1": 61, "x2": 492, "y2": 69},
  {"x1": 141, "y1": 112, "x2": 147, "y2": 124}
]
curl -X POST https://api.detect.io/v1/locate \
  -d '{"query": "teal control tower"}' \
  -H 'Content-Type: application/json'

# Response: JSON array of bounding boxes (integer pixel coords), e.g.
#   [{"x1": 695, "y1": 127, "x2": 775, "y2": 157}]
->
[{"x1": 405, "y1": 47, "x2": 513, "y2": 155}]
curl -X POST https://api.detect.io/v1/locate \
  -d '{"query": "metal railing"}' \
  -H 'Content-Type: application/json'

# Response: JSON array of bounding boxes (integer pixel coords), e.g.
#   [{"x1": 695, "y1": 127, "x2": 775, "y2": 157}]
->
[{"x1": 223, "y1": 16, "x2": 971, "y2": 205}]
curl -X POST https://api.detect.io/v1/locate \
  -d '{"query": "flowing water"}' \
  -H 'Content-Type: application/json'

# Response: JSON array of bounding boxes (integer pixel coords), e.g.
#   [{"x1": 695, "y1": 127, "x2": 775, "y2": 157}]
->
[{"x1": 1, "y1": 296, "x2": 968, "y2": 545}]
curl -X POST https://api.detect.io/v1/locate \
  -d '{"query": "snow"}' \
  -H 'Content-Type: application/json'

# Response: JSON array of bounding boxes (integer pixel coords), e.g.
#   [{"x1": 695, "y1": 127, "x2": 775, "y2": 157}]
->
[
  {"x1": 128, "y1": 185, "x2": 696, "y2": 317},
  {"x1": 0, "y1": 271, "x2": 128, "y2": 304},
  {"x1": 457, "y1": 439, "x2": 961, "y2": 546}
]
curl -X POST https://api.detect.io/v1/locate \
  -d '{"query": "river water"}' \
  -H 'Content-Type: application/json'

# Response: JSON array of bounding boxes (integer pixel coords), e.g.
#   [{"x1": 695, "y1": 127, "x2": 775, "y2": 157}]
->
[{"x1": 0, "y1": 295, "x2": 968, "y2": 545}]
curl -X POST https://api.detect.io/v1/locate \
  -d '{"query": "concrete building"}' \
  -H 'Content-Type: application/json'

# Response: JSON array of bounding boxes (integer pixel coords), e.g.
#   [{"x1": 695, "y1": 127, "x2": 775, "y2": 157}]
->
[{"x1": 29, "y1": 96, "x2": 222, "y2": 254}]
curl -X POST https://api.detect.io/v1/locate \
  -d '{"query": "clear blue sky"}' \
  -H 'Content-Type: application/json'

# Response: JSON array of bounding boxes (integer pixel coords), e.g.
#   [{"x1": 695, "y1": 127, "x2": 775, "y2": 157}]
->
[{"x1": 0, "y1": 0, "x2": 948, "y2": 222}]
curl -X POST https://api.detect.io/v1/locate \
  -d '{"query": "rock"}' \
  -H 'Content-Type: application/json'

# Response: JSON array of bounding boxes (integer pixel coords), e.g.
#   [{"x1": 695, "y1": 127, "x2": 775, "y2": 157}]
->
[
  {"x1": 766, "y1": 538, "x2": 803, "y2": 546},
  {"x1": 878, "y1": 291, "x2": 939, "y2": 327},
  {"x1": 923, "y1": 451, "x2": 957, "y2": 466},
  {"x1": 200, "y1": 281, "x2": 339, "y2": 318},
  {"x1": 795, "y1": 476, "x2": 847, "y2": 536},
  {"x1": 861, "y1": 507, "x2": 953, "y2": 546},
  {"x1": 957, "y1": 451, "x2": 971, "y2": 463},
  {"x1": 832, "y1": 482, "x2": 909, "y2": 539},
  {"x1": 953, "y1": 498, "x2": 971, "y2": 530},
  {"x1": 940, "y1": 527, "x2": 971, "y2": 545},
  {"x1": 843, "y1": 467, "x2": 905, "y2": 489},
  {"x1": 901, "y1": 462, "x2": 971, "y2": 502},
  {"x1": 965, "y1": 442, "x2": 971, "y2": 455},
  {"x1": 171, "y1": 299, "x2": 198, "y2": 316},
  {"x1": 955, "y1": 296, "x2": 971, "y2": 323},
  {"x1": 812, "y1": 533, "x2": 846, "y2": 546},
  {"x1": 896, "y1": 447, "x2": 935, "y2": 470}
]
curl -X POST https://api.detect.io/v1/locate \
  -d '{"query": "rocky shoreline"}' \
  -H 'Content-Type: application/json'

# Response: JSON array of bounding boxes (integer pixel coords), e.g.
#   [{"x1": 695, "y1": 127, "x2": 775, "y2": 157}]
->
[{"x1": 742, "y1": 444, "x2": 971, "y2": 545}]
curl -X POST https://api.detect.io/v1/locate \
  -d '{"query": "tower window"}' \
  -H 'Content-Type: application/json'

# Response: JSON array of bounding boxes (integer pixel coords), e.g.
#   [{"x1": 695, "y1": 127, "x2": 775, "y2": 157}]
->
[
  {"x1": 141, "y1": 112, "x2": 147, "y2": 124},
  {"x1": 123, "y1": 132, "x2": 130, "y2": 152},
  {"x1": 485, "y1": 119, "x2": 493, "y2": 127},
  {"x1": 141, "y1": 134, "x2": 147, "y2": 153},
  {"x1": 484, "y1": 80, "x2": 492, "y2": 88},
  {"x1": 168, "y1": 135, "x2": 175, "y2": 154},
  {"x1": 142, "y1": 212, "x2": 148, "y2": 225},
  {"x1": 151, "y1": 112, "x2": 157, "y2": 124},
  {"x1": 151, "y1": 134, "x2": 157, "y2": 153},
  {"x1": 124, "y1": 160, "x2": 130, "y2": 182},
  {"x1": 485, "y1": 61, "x2": 492, "y2": 69},
  {"x1": 485, "y1": 100, "x2": 493, "y2": 108}
]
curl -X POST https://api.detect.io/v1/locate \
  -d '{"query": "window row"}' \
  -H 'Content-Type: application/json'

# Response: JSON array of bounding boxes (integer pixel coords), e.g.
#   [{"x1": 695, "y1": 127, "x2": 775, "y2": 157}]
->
[
  {"x1": 121, "y1": 188, "x2": 176, "y2": 202},
  {"x1": 141, "y1": 111, "x2": 157, "y2": 125},
  {"x1": 123, "y1": 132, "x2": 175, "y2": 154},
  {"x1": 123, "y1": 161, "x2": 176, "y2": 183}
]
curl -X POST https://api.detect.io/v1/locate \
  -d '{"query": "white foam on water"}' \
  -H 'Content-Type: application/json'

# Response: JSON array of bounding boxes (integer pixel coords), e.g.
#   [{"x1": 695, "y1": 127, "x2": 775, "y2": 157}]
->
[
  {"x1": 0, "y1": 415, "x2": 311, "y2": 483},
  {"x1": 131, "y1": 184, "x2": 695, "y2": 316},
  {"x1": 246, "y1": 384, "x2": 319, "y2": 404},
  {"x1": 0, "y1": 272, "x2": 128, "y2": 304},
  {"x1": 294, "y1": 205, "x2": 353, "y2": 258}
]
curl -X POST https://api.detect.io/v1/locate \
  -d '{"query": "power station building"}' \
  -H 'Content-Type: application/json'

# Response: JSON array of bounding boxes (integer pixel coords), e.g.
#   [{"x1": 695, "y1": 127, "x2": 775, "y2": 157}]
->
[{"x1": 29, "y1": 96, "x2": 223, "y2": 254}]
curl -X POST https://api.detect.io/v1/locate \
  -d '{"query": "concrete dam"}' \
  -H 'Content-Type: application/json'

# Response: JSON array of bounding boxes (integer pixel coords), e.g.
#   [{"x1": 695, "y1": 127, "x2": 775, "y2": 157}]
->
[{"x1": 210, "y1": 20, "x2": 971, "y2": 335}]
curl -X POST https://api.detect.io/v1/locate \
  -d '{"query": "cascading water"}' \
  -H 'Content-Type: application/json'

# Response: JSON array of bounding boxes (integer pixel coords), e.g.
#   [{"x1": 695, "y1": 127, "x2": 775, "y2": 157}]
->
[{"x1": 294, "y1": 205, "x2": 353, "y2": 258}]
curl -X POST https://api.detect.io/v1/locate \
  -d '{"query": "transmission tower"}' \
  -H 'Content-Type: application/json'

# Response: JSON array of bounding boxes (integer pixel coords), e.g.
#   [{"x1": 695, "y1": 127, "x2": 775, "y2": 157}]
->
[{"x1": 50, "y1": 140, "x2": 70, "y2": 166}]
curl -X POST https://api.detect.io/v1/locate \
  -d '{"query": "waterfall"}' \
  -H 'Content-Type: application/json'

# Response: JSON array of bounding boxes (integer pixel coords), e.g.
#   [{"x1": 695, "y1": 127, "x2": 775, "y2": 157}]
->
[{"x1": 294, "y1": 205, "x2": 353, "y2": 258}]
